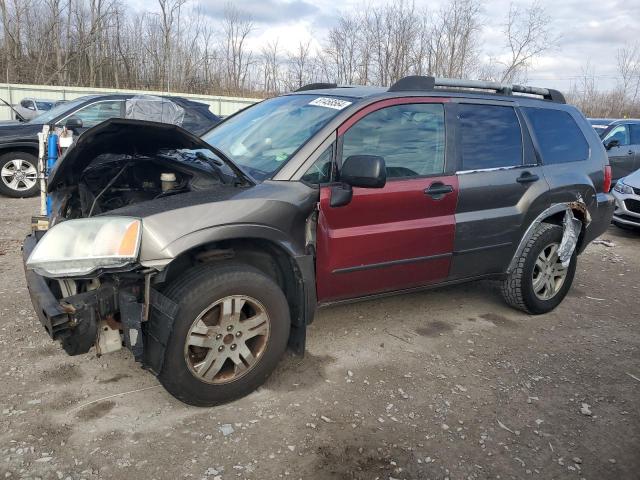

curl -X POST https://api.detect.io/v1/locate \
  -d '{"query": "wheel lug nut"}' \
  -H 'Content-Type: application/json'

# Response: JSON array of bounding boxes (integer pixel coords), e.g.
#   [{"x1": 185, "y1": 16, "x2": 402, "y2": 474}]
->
[
  {"x1": 230, "y1": 344, "x2": 237, "y2": 350},
  {"x1": 215, "y1": 334, "x2": 222, "y2": 340},
  {"x1": 236, "y1": 331, "x2": 242, "y2": 337},
  {"x1": 227, "y1": 325, "x2": 234, "y2": 331},
  {"x1": 218, "y1": 345, "x2": 224, "y2": 352}
]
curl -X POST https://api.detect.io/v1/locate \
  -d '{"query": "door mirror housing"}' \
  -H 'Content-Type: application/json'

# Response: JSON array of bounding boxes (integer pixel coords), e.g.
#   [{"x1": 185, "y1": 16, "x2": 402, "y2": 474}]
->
[
  {"x1": 605, "y1": 138, "x2": 620, "y2": 150},
  {"x1": 329, "y1": 184, "x2": 353, "y2": 208},
  {"x1": 65, "y1": 117, "x2": 83, "y2": 131},
  {"x1": 340, "y1": 155, "x2": 386, "y2": 188}
]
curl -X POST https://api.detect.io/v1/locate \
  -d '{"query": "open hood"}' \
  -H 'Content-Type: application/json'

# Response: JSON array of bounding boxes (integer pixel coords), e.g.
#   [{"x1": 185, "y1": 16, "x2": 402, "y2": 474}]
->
[{"x1": 48, "y1": 118, "x2": 238, "y2": 188}]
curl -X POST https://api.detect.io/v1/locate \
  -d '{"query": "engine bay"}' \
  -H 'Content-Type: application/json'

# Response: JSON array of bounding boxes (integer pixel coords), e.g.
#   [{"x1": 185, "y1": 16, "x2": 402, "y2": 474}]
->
[{"x1": 53, "y1": 150, "x2": 234, "y2": 220}]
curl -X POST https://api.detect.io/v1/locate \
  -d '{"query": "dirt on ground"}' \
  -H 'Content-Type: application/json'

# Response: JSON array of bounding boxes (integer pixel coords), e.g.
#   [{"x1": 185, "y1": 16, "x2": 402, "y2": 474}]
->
[{"x1": 1, "y1": 196, "x2": 639, "y2": 480}]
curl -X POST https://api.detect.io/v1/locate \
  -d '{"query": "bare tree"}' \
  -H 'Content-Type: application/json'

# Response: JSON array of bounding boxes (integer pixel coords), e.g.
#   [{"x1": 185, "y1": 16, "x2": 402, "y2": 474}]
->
[
  {"x1": 287, "y1": 39, "x2": 312, "y2": 90},
  {"x1": 221, "y1": 3, "x2": 253, "y2": 94},
  {"x1": 260, "y1": 39, "x2": 281, "y2": 94},
  {"x1": 499, "y1": 1, "x2": 557, "y2": 83},
  {"x1": 616, "y1": 43, "x2": 640, "y2": 115},
  {"x1": 158, "y1": 0, "x2": 187, "y2": 91}
]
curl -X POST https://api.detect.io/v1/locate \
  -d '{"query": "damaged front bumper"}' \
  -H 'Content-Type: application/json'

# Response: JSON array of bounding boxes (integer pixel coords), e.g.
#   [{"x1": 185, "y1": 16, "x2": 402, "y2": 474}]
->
[
  {"x1": 611, "y1": 188, "x2": 640, "y2": 228},
  {"x1": 22, "y1": 234, "x2": 177, "y2": 374}
]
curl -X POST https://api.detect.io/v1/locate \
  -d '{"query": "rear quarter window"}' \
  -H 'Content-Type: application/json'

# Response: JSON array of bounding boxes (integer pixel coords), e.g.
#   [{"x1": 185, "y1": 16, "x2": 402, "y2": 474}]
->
[{"x1": 523, "y1": 108, "x2": 589, "y2": 164}]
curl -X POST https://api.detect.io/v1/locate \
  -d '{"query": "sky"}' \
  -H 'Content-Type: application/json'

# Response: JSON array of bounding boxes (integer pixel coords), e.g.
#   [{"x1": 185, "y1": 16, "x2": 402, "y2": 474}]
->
[{"x1": 135, "y1": 0, "x2": 640, "y2": 92}]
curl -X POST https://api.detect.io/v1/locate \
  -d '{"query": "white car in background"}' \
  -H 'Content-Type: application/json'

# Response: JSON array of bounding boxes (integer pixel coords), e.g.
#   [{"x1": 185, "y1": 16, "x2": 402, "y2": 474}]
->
[
  {"x1": 13, "y1": 98, "x2": 56, "y2": 121},
  {"x1": 612, "y1": 169, "x2": 640, "y2": 230}
]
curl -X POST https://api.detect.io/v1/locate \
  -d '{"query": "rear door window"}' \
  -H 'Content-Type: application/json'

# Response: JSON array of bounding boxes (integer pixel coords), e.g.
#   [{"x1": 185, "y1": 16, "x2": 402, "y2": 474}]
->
[
  {"x1": 341, "y1": 103, "x2": 445, "y2": 179},
  {"x1": 458, "y1": 104, "x2": 523, "y2": 171},
  {"x1": 629, "y1": 124, "x2": 640, "y2": 145},
  {"x1": 523, "y1": 107, "x2": 590, "y2": 164}
]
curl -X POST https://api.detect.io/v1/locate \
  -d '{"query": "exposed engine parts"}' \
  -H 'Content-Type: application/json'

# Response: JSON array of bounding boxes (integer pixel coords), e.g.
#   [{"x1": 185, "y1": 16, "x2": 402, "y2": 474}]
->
[{"x1": 51, "y1": 151, "x2": 231, "y2": 221}]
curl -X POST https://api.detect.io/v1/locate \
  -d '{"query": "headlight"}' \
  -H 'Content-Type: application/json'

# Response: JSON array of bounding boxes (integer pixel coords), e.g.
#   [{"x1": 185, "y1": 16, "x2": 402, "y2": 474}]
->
[
  {"x1": 613, "y1": 179, "x2": 634, "y2": 195},
  {"x1": 27, "y1": 217, "x2": 141, "y2": 277}
]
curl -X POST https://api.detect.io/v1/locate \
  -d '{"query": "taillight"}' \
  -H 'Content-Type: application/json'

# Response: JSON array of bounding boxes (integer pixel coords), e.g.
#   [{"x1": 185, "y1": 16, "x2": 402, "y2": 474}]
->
[{"x1": 603, "y1": 165, "x2": 612, "y2": 192}]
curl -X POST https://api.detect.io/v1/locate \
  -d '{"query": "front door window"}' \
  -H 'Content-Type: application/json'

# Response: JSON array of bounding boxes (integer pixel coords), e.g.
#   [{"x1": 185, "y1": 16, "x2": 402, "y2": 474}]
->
[
  {"x1": 65, "y1": 101, "x2": 124, "y2": 128},
  {"x1": 341, "y1": 103, "x2": 446, "y2": 178}
]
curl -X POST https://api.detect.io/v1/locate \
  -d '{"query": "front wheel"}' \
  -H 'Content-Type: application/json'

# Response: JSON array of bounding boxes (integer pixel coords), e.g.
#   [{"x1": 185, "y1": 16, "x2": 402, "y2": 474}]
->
[
  {"x1": 502, "y1": 223, "x2": 577, "y2": 314},
  {"x1": 158, "y1": 263, "x2": 290, "y2": 406},
  {"x1": 0, "y1": 151, "x2": 39, "y2": 197}
]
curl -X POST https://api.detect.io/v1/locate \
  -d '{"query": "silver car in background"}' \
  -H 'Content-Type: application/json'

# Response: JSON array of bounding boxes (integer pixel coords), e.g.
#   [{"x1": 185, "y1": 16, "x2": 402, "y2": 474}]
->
[
  {"x1": 612, "y1": 169, "x2": 640, "y2": 229},
  {"x1": 13, "y1": 98, "x2": 55, "y2": 121}
]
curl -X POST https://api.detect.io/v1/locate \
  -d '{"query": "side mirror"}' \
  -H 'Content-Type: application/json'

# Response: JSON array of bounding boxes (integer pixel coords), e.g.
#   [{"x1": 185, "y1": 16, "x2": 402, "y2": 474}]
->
[
  {"x1": 340, "y1": 155, "x2": 386, "y2": 188},
  {"x1": 330, "y1": 155, "x2": 387, "y2": 208},
  {"x1": 605, "y1": 139, "x2": 620, "y2": 150},
  {"x1": 65, "y1": 117, "x2": 83, "y2": 131}
]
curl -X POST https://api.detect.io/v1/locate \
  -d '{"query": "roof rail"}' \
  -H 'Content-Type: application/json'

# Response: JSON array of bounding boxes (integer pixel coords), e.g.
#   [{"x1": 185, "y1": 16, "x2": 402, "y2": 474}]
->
[
  {"x1": 388, "y1": 76, "x2": 566, "y2": 103},
  {"x1": 295, "y1": 82, "x2": 338, "y2": 92}
]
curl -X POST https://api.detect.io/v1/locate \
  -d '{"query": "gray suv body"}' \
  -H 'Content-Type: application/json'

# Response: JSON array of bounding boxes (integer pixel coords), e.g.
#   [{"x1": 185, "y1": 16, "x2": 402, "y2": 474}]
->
[{"x1": 22, "y1": 76, "x2": 614, "y2": 406}]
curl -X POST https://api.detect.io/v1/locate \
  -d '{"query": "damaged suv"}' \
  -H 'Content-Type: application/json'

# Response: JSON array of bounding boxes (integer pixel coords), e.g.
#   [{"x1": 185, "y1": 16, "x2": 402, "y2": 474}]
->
[{"x1": 23, "y1": 77, "x2": 614, "y2": 406}]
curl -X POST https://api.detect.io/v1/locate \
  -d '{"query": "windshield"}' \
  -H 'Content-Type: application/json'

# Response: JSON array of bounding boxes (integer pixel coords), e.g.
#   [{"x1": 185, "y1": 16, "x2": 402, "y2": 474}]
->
[
  {"x1": 202, "y1": 94, "x2": 354, "y2": 180},
  {"x1": 30, "y1": 97, "x2": 92, "y2": 124},
  {"x1": 35, "y1": 101, "x2": 53, "y2": 110}
]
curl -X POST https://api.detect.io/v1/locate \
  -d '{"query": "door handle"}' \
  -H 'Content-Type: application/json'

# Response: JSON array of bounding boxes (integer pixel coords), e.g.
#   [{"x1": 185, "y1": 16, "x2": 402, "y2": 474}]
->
[
  {"x1": 425, "y1": 183, "x2": 454, "y2": 198},
  {"x1": 516, "y1": 172, "x2": 539, "y2": 184},
  {"x1": 628, "y1": 150, "x2": 634, "y2": 155}
]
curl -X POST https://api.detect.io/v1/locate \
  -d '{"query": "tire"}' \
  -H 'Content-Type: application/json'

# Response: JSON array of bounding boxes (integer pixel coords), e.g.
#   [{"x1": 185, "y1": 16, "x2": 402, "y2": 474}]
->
[
  {"x1": 501, "y1": 223, "x2": 577, "y2": 314},
  {"x1": 157, "y1": 263, "x2": 291, "y2": 407},
  {"x1": 0, "y1": 151, "x2": 39, "y2": 198}
]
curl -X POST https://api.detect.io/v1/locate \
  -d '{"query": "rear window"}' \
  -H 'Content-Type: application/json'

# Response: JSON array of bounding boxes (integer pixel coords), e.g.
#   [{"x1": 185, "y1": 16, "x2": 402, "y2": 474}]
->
[
  {"x1": 523, "y1": 108, "x2": 589, "y2": 164},
  {"x1": 458, "y1": 104, "x2": 522, "y2": 171}
]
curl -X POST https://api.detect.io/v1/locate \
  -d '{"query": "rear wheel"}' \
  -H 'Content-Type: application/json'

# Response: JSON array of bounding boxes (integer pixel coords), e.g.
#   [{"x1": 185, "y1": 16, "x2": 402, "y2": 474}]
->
[
  {"x1": 502, "y1": 223, "x2": 577, "y2": 314},
  {"x1": 158, "y1": 263, "x2": 290, "y2": 406},
  {"x1": 0, "y1": 151, "x2": 39, "y2": 197}
]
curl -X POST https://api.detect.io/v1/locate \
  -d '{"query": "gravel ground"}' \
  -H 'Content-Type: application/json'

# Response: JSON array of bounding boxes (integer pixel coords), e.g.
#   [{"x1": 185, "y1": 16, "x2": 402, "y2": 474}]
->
[{"x1": 1, "y1": 196, "x2": 639, "y2": 480}]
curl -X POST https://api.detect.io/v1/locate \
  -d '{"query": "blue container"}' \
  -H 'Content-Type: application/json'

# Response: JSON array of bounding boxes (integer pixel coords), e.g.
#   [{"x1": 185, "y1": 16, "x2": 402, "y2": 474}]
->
[{"x1": 46, "y1": 133, "x2": 58, "y2": 216}]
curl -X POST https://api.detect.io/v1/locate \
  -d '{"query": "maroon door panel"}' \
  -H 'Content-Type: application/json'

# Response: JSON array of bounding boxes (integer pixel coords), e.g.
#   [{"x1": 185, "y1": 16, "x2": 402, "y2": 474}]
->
[{"x1": 316, "y1": 175, "x2": 458, "y2": 302}]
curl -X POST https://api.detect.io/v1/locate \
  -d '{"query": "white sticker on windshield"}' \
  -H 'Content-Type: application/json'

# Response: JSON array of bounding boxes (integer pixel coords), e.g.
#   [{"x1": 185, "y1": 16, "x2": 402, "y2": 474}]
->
[{"x1": 308, "y1": 97, "x2": 352, "y2": 110}]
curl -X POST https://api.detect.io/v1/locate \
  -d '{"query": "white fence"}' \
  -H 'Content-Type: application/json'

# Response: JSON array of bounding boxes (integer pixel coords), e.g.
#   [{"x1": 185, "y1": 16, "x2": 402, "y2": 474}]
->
[{"x1": 0, "y1": 83, "x2": 260, "y2": 120}]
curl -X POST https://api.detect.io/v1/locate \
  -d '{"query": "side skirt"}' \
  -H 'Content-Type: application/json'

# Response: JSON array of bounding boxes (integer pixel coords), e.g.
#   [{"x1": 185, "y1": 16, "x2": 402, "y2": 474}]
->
[{"x1": 317, "y1": 273, "x2": 502, "y2": 308}]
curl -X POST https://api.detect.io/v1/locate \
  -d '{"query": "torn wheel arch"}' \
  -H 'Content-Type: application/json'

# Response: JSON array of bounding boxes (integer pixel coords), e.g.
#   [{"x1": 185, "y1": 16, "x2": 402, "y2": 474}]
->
[{"x1": 507, "y1": 201, "x2": 590, "y2": 274}]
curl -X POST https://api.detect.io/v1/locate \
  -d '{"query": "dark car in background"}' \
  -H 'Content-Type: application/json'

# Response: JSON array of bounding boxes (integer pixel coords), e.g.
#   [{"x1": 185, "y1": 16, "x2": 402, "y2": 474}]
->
[
  {"x1": 0, "y1": 94, "x2": 221, "y2": 197},
  {"x1": 22, "y1": 76, "x2": 614, "y2": 406},
  {"x1": 600, "y1": 119, "x2": 640, "y2": 184}
]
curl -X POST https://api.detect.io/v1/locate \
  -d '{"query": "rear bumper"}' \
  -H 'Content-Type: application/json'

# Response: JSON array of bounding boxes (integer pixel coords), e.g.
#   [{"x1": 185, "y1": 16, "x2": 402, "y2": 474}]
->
[{"x1": 581, "y1": 192, "x2": 615, "y2": 250}]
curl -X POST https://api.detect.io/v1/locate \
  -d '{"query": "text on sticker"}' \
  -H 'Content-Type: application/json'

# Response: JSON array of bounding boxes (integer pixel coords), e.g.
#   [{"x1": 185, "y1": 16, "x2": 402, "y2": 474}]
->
[{"x1": 308, "y1": 97, "x2": 352, "y2": 110}]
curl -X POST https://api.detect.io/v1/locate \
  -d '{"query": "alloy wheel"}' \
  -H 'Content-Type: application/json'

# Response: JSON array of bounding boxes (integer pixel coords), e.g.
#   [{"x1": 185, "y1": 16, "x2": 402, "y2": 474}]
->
[
  {"x1": 532, "y1": 242, "x2": 568, "y2": 301},
  {"x1": 1, "y1": 159, "x2": 37, "y2": 192},
  {"x1": 184, "y1": 295, "x2": 270, "y2": 384}
]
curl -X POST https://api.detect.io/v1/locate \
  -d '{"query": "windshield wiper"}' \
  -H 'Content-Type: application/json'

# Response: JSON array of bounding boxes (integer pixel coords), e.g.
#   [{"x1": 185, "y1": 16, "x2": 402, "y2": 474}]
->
[
  {"x1": 195, "y1": 151, "x2": 223, "y2": 167},
  {"x1": 203, "y1": 146, "x2": 257, "y2": 186}
]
